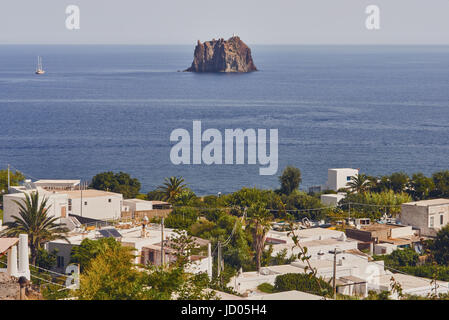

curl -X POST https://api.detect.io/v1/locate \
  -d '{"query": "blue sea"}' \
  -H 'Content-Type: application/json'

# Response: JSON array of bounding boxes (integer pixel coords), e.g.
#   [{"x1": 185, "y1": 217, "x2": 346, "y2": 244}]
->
[{"x1": 0, "y1": 45, "x2": 448, "y2": 195}]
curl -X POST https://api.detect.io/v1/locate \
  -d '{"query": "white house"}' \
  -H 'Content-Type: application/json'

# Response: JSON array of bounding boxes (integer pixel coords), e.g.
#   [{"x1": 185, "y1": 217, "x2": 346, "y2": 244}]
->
[
  {"x1": 61, "y1": 189, "x2": 123, "y2": 221},
  {"x1": 3, "y1": 187, "x2": 68, "y2": 224},
  {"x1": 3, "y1": 183, "x2": 123, "y2": 227},
  {"x1": 326, "y1": 168, "x2": 359, "y2": 192},
  {"x1": 229, "y1": 250, "x2": 387, "y2": 298},
  {"x1": 400, "y1": 199, "x2": 449, "y2": 237},
  {"x1": 33, "y1": 179, "x2": 80, "y2": 191},
  {"x1": 371, "y1": 273, "x2": 449, "y2": 298},
  {"x1": 309, "y1": 168, "x2": 359, "y2": 194},
  {"x1": 47, "y1": 224, "x2": 213, "y2": 278},
  {"x1": 320, "y1": 193, "x2": 347, "y2": 206},
  {"x1": 266, "y1": 227, "x2": 358, "y2": 259}
]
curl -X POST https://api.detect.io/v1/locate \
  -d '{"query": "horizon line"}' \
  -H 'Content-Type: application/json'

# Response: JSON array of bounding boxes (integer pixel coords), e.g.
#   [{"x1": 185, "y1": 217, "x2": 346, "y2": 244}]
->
[{"x1": 2, "y1": 42, "x2": 449, "y2": 46}]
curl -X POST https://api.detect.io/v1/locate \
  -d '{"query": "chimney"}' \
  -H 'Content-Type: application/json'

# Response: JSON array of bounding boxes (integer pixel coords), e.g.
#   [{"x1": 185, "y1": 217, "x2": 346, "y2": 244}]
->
[
  {"x1": 207, "y1": 242, "x2": 212, "y2": 280},
  {"x1": 7, "y1": 245, "x2": 18, "y2": 278},
  {"x1": 18, "y1": 234, "x2": 30, "y2": 280}
]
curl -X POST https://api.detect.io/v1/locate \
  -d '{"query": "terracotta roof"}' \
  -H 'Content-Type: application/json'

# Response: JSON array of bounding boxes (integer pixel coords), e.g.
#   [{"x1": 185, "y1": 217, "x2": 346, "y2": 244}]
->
[{"x1": 0, "y1": 238, "x2": 19, "y2": 254}]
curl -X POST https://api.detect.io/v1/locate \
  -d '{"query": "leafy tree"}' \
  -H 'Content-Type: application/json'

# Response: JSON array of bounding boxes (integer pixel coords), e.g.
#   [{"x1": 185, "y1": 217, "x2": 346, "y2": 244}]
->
[
  {"x1": 389, "y1": 172, "x2": 410, "y2": 193},
  {"x1": 347, "y1": 173, "x2": 371, "y2": 194},
  {"x1": 279, "y1": 166, "x2": 302, "y2": 195},
  {"x1": 374, "y1": 248, "x2": 419, "y2": 269},
  {"x1": 1, "y1": 192, "x2": 68, "y2": 264},
  {"x1": 164, "y1": 207, "x2": 199, "y2": 230},
  {"x1": 190, "y1": 210, "x2": 252, "y2": 272},
  {"x1": 340, "y1": 190, "x2": 411, "y2": 219},
  {"x1": 282, "y1": 190, "x2": 326, "y2": 220},
  {"x1": 90, "y1": 171, "x2": 141, "y2": 199},
  {"x1": 409, "y1": 173, "x2": 435, "y2": 200},
  {"x1": 146, "y1": 189, "x2": 164, "y2": 201},
  {"x1": 271, "y1": 248, "x2": 296, "y2": 266},
  {"x1": 157, "y1": 176, "x2": 187, "y2": 203},
  {"x1": 70, "y1": 237, "x2": 122, "y2": 271},
  {"x1": 225, "y1": 187, "x2": 277, "y2": 217},
  {"x1": 35, "y1": 248, "x2": 58, "y2": 270},
  {"x1": 247, "y1": 203, "x2": 272, "y2": 272},
  {"x1": 173, "y1": 188, "x2": 198, "y2": 206},
  {"x1": 145, "y1": 230, "x2": 216, "y2": 300},
  {"x1": 366, "y1": 290, "x2": 391, "y2": 300},
  {"x1": 371, "y1": 175, "x2": 392, "y2": 193},
  {"x1": 432, "y1": 170, "x2": 449, "y2": 198},
  {"x1": 428, "y1": 225, "x2": 449, "y2": 265},
  {"x1": 76, "y1": 245, "x2": 146, "y2": 300},
  {"x1": 0, "y1": 169, "x2": 25, "y2": 197}
]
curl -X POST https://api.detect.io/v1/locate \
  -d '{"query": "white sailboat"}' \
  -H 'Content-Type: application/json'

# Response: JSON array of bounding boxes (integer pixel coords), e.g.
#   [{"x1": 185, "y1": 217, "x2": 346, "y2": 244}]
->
[{"x1": 35, "y1": 56, "x2": 45, "y2": 75}]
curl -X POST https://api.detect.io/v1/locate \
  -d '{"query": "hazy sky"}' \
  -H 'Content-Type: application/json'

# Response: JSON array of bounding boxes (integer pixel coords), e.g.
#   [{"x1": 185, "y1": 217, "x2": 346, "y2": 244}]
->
[{"x1": 1, "y1": 0, "x2": 449, "y2": 44}]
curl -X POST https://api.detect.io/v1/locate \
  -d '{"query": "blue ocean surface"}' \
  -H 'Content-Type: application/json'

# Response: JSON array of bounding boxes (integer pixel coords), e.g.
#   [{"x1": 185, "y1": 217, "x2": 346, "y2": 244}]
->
[{"x1": 0, "y1": 45, "x2": 448, "y2": 194}]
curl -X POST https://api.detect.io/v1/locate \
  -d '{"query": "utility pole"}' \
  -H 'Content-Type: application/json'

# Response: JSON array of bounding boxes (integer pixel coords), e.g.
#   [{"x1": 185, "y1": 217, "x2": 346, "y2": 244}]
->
[
  {"x1": 329, "y1": 247, "x2": 341, "y2": 299},
  {"x1": 217, "y1": 241, "x2": 221, "y2": 282},
  {"x1": 80, "y1": 180, "x2": 83, "y2": 217},
  {"x1": 7, "y1": 164, "x2": 10, "y2": 191},
  {"x1": 333, "y1": 248, "x2": 337, "y2": 299},
  {"x1": 348, "y1": 202, "x2": 351, "y2": 221},
  {"x1": 161, "y1": 217, "x2": 165, "y2": 267}
]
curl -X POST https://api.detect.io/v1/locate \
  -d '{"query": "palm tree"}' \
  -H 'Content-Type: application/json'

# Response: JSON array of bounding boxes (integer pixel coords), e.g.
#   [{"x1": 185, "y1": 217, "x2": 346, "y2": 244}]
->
[
  {"x1": 347, "y1": 174, "x2": 371, "y2": 194},
  {"x1": 157, "y1": 176, "x2": 187, "y2": 203},
  {"x1": 247, "y1": 204, "x2": 272, "y2": 273},
  {"x1": 1, "y1": 192, "x2": 69, "y2": 265}
]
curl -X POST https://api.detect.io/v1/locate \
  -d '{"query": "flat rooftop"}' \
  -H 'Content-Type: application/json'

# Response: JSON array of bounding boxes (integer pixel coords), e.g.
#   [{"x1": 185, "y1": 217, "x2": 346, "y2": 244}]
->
[
  {"x1": 402, "y1": 198, "x2": 449, "y2": 207},
  {"x1": 375, "y1": 273, "x2": 448, "y2": 291},
  {"x1": 248, "y1": 290, "x2": 325, "y2": 300},
  {"x1": 56, "y1": 189, "x2": 122, "y2": 198},
  {"x1": 124, "y1": 198, "x2": 169, "y2": 205},
  {"x1": 34, "y1": 179, "x2": 80, "y2": 185},
  {"x1": 349, "y1": 223, "x2": 405, "y2": 232}
]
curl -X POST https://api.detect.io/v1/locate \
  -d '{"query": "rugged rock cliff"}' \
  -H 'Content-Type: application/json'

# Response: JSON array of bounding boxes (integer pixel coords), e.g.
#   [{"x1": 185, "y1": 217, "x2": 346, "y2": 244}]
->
[{"x1": 185, "y1": 36, "x2": 257, "y2": 73}]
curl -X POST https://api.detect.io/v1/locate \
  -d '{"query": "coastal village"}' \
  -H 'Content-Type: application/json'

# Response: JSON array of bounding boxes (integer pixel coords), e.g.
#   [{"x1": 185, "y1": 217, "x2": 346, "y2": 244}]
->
[{"x1": 1, "y1": 167, "x2": 449, "y2": 300}]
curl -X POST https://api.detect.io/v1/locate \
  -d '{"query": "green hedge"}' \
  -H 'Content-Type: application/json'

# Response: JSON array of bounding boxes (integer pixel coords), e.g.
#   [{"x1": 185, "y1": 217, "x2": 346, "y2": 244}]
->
[{"x1": 274, "y1": 273, "x2": 332, "y2": 297}]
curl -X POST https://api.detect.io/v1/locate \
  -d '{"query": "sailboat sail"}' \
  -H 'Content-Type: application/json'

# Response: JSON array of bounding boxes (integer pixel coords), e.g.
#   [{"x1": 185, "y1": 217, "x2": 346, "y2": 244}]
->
[{"x1": 35, "y1": 56, "x2": 45, "y2": 75}]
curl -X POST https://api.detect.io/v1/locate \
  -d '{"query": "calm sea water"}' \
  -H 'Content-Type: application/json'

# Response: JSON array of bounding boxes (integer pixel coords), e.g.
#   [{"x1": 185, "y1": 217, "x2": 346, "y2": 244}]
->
[{"x1": 0, "y1": 45, "x2": 448, "y2": 195}]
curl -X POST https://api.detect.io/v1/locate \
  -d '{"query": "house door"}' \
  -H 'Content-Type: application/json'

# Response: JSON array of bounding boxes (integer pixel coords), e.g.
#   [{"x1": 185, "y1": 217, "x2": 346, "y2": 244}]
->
[{"x1": 61, "y1": 206, "x2": 67, "y2": 218}]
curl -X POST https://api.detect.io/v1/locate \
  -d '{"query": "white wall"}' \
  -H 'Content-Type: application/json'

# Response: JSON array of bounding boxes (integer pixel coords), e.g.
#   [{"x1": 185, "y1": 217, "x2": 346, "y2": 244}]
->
[
  {"x1": 3, "y1": 192, "x2": 68, "y2": 224},
  {"x1": 327, "y1": 168, "x2": 359, "y2": 191},
  {"x1": 69, "y1": 195, "x2": 122, "y2": 220},
  {"x1": 390, "y1": 226, "x2": 414, "y2": 238},
  {"x1": 321, "y1": 193, "x2": 346, "y2": 206},
  {"x1": 123, "y1": 199, "x2": 154, "y2": 212}
]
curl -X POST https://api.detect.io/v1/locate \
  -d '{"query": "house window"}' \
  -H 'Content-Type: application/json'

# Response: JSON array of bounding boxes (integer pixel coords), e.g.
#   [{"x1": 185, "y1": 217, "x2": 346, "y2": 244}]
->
[
  {"x1": 57, "y1": 256, "x2": 64, "y2": 268},
  {"x1": 84, "y1": 201, "x2": 87, "y2": 206},
  {"x1": 108, "y1": 199, "x2": 112, "y2": 203},
  {"x1": 68, "y1": 199, "x2": 72, "y2": 211},
  {"x1": 347, "y1": 176, "x2": 351, "y2": 181},
  {"x1": 430, "y1": 216, "x2": 434, "y2": 228},
  {"x1": 441, "y1": 215, "x2": 444, "y2": 226}
]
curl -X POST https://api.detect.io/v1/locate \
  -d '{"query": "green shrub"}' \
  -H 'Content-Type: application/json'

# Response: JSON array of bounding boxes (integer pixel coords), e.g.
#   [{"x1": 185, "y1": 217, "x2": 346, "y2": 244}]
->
[
  {"x1": 274, "y1": 273, "x2": 332, "y2": 297},
  {"x1": 257, "y1": 283, "x2": 275, "y2": 293}
]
